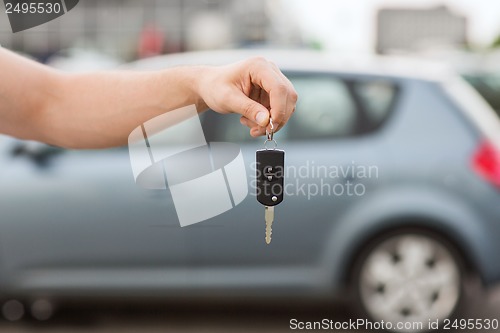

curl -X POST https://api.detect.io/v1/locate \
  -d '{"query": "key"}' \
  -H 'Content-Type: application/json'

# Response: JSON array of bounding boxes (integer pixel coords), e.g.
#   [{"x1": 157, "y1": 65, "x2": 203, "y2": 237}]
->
[
  {"x1": 256, "y1": 119, "x2": 285, "y2": 244},
  {"x1": 265, "y1": 206, "x2": 274, "y2": 245}
]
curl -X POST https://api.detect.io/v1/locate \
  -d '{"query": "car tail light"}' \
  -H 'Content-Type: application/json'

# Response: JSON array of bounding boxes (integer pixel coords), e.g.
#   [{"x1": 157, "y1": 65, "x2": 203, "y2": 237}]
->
[{"x1": 472, "y1": 140, "x2": 500, "y2": 187}]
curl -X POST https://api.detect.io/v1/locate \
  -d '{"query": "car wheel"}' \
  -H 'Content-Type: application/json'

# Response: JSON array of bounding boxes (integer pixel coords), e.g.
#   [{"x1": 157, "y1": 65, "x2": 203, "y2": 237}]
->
[{"x1": 353, "y1": 230, "x2": 463, "y2": 332}]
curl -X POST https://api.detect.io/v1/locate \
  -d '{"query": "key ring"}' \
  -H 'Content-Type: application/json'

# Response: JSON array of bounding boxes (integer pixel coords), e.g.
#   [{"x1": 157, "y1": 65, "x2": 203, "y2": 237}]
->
[
  {"x1": 264, "y1": 118, "x2": 277, "y2": 150},
  {"x1": 266, "y1": 118, "x2": 274, "y2": 142},
  {"x1": 264, "y1": 138, "x2": 277, "y2": 150}
]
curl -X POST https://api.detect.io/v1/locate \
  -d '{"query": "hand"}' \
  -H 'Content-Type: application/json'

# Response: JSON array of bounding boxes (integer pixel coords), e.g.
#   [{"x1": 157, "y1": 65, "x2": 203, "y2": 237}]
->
[{"x1": 197, "y1": 57, "x2": 298, "y2": 137}]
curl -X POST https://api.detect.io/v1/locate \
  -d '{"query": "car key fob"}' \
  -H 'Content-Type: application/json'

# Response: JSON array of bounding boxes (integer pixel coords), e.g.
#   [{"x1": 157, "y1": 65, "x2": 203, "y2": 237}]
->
[{"x1": 256, "y1": 149, "x2": 285, "y2": 206}]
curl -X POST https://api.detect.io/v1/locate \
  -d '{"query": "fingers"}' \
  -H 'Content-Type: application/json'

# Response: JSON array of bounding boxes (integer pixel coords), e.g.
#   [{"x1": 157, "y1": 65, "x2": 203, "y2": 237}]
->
[
  {"x1": 246, "y1": 58, "x2": 298, "y2": 133},
  {"x1": 225, "y1": 89, "x2": 270, "y2": 127},
  {"x1": 199, "y1": 57, "x2": 297, "y2": 138},
  {"x1": 247, "y1": 59, "x2": 286, "y2": 128},
  {"x1": 268, "y1": 62, "x2": 298, "y2": 132},
  {"x1": 240, "y1": 116, "x2": 266, "y2": 137}
]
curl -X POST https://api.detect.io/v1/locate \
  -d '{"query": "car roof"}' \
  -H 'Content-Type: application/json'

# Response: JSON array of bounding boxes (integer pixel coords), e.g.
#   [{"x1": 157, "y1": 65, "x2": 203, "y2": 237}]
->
[{"x1": 124, "y1": 49, "x2": 456, "y2": 82}]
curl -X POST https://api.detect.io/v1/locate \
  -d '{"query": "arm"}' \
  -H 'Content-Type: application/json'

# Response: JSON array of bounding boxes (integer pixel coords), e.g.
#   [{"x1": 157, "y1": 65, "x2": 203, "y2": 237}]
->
[{"x1": 0, "y1": 48, "x2": 297, "y2": 149}]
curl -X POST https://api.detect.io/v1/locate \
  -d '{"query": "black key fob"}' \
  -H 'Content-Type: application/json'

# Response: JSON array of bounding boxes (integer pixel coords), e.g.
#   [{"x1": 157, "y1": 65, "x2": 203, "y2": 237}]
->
[{"x1": 256, "y1": 149, "x2": 285, "y2": 207}]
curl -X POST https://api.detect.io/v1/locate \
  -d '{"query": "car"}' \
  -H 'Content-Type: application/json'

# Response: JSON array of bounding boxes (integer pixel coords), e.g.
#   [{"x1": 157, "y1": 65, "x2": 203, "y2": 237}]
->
[{"x1": 1, "y1": 49, "x2": 500, "y2": 331}]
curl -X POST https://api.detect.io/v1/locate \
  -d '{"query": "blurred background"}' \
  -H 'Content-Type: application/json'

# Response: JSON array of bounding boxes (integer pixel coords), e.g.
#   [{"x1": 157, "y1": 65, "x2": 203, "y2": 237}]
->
[
  {"x1": 1, "y1": 0, "x2": 499, "y2": 110},
  {"x1": 1, "y1": 0, "x2": 500, "y2": 64},
  {"x1": 1, "y1": 0, "x2": 500, "y2": 332}
]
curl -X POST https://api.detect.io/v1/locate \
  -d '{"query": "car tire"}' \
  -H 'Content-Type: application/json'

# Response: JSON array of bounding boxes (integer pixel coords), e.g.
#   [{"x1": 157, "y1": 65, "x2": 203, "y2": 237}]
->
[{"x1": 351, "y1": 229, "x2": 465, "y2": 333}]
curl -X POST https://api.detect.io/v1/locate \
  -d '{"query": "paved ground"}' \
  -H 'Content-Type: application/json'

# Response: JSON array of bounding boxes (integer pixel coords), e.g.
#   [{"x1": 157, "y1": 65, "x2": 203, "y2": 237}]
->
[{"x1": 0, "y1": 284, "x2": 498, "y2": 333}]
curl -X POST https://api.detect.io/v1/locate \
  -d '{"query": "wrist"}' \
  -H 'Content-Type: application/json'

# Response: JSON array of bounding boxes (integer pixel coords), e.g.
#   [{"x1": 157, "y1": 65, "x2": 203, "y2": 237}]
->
[
  {"x1": 189, "y1": 65, "x2": 211, "y2": 112},
  {"x1": 172, "y1": 65, "x2": 211, "y2": 113}
]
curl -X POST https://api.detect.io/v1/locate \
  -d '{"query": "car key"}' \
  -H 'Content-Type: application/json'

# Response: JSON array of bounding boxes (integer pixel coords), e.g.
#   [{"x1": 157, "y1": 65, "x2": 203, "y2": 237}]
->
[{"x1": 256, "y1": 119, "x2": 285, "y2": 244}]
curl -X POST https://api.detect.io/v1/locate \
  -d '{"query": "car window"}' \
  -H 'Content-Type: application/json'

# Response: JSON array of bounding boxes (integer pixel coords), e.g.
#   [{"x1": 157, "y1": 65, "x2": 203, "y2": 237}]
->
[
  {"x1": 203, "y1": 74, "x2": 398, "y2": 143},
  {"x1": 352, "y1": 80, "x2": 398, "y2": 130},
  {"x1": 286, "y1": 76, "x2": 357, "y2": 140}
]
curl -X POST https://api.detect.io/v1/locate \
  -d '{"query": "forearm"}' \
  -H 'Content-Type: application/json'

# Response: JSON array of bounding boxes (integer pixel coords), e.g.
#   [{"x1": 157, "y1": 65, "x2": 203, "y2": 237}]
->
[
  {"x1": 0, "y1": 48, "x2": 207, "y2": 149},
  {"x1": 0, "y1": 48, "x2": 59, "y2": 143},
  {"x1": 40, "y1": 67, "x2": 206, "y2": 148}
]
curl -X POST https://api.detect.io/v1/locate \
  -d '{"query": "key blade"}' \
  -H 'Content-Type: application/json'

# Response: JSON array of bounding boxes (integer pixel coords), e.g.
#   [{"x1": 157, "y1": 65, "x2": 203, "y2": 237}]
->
[
  {"x1": 265, "y1": 206, "x2": 274, "y2": 224},
  {"x1": 265, "y1": 206, "x2": 274, "y2": 245}
]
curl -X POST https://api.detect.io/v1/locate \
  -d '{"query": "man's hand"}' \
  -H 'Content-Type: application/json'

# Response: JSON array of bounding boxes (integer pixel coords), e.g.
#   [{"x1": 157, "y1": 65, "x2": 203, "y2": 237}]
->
[{"x1": 197, "y1": 57, "x2": 298, "y2": 137}]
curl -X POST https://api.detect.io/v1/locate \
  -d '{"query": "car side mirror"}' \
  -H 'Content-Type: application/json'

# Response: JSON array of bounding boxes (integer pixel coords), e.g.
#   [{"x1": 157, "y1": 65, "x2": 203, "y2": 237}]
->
[{"x1": 10, "y1": 141, "x2": 63, "y2": 167}]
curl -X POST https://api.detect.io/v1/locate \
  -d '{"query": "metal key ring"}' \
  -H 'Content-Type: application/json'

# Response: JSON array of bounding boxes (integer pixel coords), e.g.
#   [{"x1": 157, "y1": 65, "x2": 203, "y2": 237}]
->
[
  {"x1": 264, "y1": 139, "x2": 277, "y2": 150},
  {"x1": 266, "y1": 118, "x2": 274, "y2": 142}
]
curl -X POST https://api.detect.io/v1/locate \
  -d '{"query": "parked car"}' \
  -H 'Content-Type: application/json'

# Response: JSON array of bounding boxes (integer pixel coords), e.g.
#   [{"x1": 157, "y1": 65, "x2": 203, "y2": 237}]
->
[{"x1": 1, "y1": 50, "x2": 500, "y2": 332}]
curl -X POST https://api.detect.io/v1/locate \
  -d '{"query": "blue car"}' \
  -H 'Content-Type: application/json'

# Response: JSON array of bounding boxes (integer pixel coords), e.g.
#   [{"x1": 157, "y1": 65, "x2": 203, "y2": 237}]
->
[{"x1": 1, "y1": 50, "x2": 500, "y2": 331}]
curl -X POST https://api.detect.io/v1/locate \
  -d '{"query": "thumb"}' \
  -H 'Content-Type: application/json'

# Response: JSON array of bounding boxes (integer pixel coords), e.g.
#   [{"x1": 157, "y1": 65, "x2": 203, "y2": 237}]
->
[{"x1": 227, "y1": 92, "x2": 269, "y2": 127}]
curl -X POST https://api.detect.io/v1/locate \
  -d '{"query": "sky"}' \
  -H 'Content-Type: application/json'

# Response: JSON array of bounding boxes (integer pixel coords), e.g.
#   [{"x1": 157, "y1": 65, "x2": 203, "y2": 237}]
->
[{"x1": 286, "y1": 0, "x2": 500, "y2": 52}]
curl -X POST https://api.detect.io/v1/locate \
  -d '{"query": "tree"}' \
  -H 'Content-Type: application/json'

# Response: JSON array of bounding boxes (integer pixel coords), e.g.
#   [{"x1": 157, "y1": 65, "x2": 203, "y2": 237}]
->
[{"x1": 492, "y1": 34, "x2": 500, "y2": 49}]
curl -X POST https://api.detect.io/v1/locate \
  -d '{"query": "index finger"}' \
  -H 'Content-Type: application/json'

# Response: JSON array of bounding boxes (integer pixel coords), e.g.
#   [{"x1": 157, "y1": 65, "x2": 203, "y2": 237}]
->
[
  {"x1": 269, "y1": 62, "x2": 298, "y2": 132},
  {"x1": 248, "y1": 59, "x2": 292, "y2": 130}
]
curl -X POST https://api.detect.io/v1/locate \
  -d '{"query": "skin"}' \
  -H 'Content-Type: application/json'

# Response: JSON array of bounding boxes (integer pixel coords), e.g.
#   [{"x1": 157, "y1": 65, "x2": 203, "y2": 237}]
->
[{"x1": 0, "y1": 48, "x2": 297, "y2": 149}]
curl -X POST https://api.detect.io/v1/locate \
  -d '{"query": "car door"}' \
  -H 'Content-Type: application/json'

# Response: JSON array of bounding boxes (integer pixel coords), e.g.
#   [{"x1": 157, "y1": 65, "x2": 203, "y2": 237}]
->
[{"x1": 0, "y1": 137, "x2": 197, "y2": 292}]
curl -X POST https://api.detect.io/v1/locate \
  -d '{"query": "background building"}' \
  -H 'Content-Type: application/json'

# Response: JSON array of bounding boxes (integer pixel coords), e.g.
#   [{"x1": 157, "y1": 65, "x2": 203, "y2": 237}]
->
[
  {"x1": 0, "y1": 0, "x2": 300, "y2": 62},
  {"x1": 376, "y1": 6, "x2": 467, "y2": 54}
]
